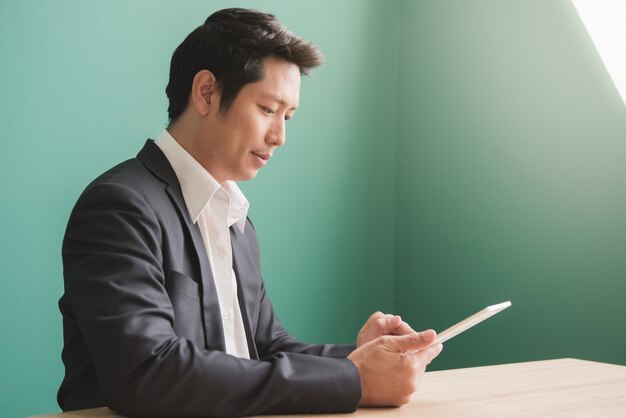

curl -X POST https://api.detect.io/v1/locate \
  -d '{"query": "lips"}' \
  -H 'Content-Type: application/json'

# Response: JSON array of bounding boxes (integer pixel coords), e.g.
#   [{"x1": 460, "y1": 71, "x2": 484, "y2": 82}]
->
[
  {"x1": 252, "y1": 151, "x2": 271, "y2": 166},
  {"x1": 253, "y1": 152, "x2": 271, "y2": 161}
]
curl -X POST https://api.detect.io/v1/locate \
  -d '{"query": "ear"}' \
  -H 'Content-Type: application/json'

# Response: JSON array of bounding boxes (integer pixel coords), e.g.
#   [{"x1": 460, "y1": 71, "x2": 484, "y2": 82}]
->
[{"x1": 190, "y1": 70, "x2": 218, "y2": 116}]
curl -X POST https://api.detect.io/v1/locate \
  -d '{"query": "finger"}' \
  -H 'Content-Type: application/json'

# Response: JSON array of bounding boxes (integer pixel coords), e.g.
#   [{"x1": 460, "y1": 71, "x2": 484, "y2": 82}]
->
[
  {"x1": 375, "y1": 315, "x2": 401, "y2": 334},
  {"x1": 389, "y1": 319, "x2": 416, "y2": 335},
  {"x1": 421, "y1": 343, "x2": 443, "y2": 365},
  {"x1": 366, "y1": 311, "x2": 385, "y2": 324},
  {"x1": 360, "y1": 312, "x2": 384, "y2": 334},
  {"x1": 387, "y1": 330, "x2": 437, "y2": 352},
  {"x1": 402, "y1": 343, "x2": 443, "y2": 368}
]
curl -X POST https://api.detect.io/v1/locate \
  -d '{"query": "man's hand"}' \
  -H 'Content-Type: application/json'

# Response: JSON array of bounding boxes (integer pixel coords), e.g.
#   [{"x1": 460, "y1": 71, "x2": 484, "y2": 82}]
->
[
  {"x1": 347, "y1": 330, "x2": 443, "y2": 407},
  {"x1": 356, "y1": 311, "x2": 415, "y2": 347}
]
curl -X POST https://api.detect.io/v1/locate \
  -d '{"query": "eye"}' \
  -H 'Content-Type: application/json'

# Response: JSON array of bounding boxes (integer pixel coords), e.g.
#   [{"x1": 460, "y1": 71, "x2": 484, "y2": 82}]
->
[
  {"x1": 285, "y1": 114, "x2": 294, "y2": 121},
  {"x1": 260, "y1": 105, "x2": 276, "y2": 115}
]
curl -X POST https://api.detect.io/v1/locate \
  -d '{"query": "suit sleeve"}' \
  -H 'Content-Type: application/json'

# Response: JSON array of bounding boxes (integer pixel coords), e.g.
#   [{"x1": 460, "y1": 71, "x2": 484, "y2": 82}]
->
[{"x1": 62, "y1": 182, "x2": 361, "y2": 417}]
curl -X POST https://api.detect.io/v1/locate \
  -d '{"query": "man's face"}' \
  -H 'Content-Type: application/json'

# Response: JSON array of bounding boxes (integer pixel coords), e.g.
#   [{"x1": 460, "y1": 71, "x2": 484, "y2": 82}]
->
[{"x1": 201, "y1": 56, "x2": 301, "y2": 184}]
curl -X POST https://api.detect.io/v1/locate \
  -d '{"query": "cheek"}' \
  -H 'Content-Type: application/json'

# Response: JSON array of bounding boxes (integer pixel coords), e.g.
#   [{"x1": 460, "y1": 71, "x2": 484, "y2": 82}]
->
[
  {"x1": 223, "y1": 111, "x2": 267, "y2": 154},
  {"x1": 240, "y1": 119, "x2": 267, "y2": 145}
]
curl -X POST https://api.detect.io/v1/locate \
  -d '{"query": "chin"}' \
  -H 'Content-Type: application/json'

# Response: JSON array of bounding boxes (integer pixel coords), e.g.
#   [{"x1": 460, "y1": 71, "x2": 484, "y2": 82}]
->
[{"x1": 235, "y1": 171, "x2": 259, "y2": 182}]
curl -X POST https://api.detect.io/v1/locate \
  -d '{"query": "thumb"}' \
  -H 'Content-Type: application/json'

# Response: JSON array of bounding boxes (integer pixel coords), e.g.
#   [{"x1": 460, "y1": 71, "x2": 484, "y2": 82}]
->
[{"x1": 388, "y1": 330, "x2": 437, "y2": 352}]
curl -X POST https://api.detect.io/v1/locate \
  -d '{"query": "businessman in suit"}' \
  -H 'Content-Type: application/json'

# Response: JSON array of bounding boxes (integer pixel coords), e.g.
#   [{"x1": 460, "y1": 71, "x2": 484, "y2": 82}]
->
[{"x1": 58, "y1": 8, "x2": 442, "y2": 417}]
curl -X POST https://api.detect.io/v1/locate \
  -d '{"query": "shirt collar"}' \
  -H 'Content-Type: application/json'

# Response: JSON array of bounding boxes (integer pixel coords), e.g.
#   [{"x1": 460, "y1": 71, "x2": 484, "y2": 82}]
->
[{"x1": 154, "y1": 129, "x2": 249, "y2": 233}]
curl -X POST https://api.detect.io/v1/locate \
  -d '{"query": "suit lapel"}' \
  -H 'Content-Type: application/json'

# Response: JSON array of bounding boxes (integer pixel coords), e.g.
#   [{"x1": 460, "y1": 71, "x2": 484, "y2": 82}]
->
[{"x1": 137, "y1": 140, "x2": 226, "y2": 352}]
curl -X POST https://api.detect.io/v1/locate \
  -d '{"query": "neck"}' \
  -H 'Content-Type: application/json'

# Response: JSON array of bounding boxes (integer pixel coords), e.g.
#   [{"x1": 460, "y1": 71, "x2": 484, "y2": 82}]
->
[{"x1": 167, "y1": 118, "x2": 224, "y2": 184}]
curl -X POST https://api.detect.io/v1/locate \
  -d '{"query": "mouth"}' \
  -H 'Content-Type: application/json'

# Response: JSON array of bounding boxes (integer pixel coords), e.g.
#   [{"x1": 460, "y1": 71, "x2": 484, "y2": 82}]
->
[{"x1": 252, "y1": 151, "x2": 271, "y2": 166}]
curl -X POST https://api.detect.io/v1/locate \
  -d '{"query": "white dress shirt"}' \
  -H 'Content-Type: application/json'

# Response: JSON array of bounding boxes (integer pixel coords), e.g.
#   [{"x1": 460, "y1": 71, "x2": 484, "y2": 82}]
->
[{"x1": 155, "y1": 129, "x2": 251, "y2": 359}]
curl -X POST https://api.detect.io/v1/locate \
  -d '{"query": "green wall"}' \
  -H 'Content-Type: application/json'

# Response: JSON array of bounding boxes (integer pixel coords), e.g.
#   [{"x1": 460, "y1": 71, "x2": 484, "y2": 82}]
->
[
  {"x1": 1, "y1": 1, "x2": 625, "y2": 417},
  {"x1": 395, "y1": 0, "x2": 626, "y2": 370},
  {"x1": 0, "y1": 1, "x2": 397, "y2": 416}
]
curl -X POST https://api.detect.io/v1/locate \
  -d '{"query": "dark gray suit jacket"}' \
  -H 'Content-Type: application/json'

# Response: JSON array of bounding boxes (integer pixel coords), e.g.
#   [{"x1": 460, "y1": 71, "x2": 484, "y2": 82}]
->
[{"x1": 58, "y1": 140, "x2": 360, "y2": 417}]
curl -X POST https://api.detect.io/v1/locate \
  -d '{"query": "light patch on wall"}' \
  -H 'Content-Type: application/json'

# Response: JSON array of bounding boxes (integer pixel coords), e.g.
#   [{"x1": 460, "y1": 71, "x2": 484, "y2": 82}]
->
[{"x1": 572, "y1": 0, "x2": 626, "y2": 108}]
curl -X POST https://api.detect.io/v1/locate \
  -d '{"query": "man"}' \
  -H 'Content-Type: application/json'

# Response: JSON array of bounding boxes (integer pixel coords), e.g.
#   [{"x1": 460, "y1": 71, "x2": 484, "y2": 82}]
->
[{"x1": 58, "y1": 8, "x2": 442, "y2": 417}]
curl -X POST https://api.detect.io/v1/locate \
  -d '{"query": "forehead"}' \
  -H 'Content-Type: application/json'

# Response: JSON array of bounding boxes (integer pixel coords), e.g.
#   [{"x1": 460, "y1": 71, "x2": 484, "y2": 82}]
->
[{"x1": 245, "y1": 57, "x2": 301, "y2": 108}]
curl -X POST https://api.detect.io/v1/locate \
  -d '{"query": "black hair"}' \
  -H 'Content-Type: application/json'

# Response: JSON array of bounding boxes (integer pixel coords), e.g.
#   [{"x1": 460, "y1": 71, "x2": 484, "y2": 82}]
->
[{"x1": 166, "y1": 8, "x2": 324, "y2": 123}]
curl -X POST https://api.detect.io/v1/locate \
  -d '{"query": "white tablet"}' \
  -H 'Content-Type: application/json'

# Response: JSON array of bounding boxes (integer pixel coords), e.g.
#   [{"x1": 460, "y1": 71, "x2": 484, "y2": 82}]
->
[{"x1": 434, "y1": 301, "x2": 511, "y2": 345}]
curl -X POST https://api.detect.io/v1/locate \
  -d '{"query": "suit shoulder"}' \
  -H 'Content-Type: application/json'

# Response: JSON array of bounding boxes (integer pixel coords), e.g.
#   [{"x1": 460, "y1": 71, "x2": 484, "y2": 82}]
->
[
  {"x1": 69, "y1": 154, "x2": 173, "y2": 222},
  {"x1": 87, "y1": 157, "x2": 160, "y2": 191}
]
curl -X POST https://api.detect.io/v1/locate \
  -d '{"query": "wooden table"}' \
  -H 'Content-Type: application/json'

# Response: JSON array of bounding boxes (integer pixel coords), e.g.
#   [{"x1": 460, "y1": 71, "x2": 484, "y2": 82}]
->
[{"x1": 33, "y1": 358, "x2": 626, "y2": 417}]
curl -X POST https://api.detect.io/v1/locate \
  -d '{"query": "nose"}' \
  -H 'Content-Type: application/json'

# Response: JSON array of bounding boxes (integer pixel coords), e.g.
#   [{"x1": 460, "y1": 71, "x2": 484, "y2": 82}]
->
[{"x1": 266, "y1": 118, "x2": 285, "y2": 147}]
